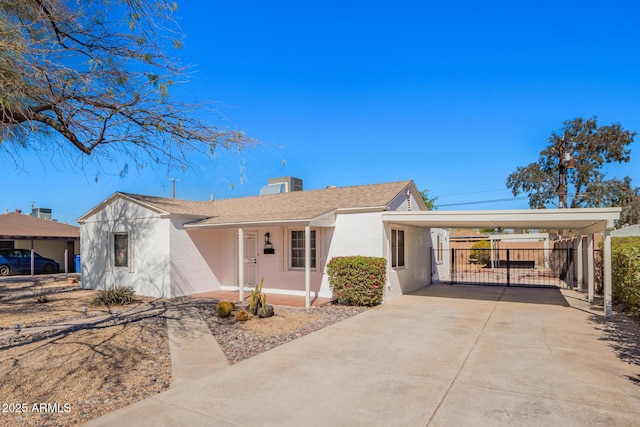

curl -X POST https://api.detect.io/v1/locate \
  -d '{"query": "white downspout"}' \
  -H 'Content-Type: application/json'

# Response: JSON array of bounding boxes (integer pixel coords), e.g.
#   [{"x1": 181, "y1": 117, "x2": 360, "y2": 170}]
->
[{"x1": 305, "y1": 225, "x2": 311, "y2": 308}]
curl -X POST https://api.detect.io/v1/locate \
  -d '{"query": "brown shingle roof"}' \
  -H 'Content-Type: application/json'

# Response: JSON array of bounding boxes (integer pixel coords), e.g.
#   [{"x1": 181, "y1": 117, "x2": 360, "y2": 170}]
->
[
  {"x1": 122, "y1": 180, "x2": 413, "y2": 226},
  {"x1": 0, "y1": 212, "x2": 80, "y2": 239}
]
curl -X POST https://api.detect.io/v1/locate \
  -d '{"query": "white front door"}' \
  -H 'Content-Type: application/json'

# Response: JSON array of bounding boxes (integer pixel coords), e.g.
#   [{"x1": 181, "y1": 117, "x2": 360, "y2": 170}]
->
[{"x1": 235, "y1": 232, "x2": 258, "y2": 288}]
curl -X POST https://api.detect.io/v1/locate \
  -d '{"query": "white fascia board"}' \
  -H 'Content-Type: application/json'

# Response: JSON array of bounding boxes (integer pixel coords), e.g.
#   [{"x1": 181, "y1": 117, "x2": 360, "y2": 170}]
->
[
  {"x1": 336, "y1": 206, "x2": 387, "y2": 214},
  {"x1": 77, "y1": 192, "x2": 169, "y2": 223},
  {"x1": 383, "y1": 208, "x2": 622, "y2": 231},
  {"x1": 184, "y1": 219, "x2": 310, "y2": 229},
  {"x1": 158, "y1": 213, "x2": 210, "y2": 220}
]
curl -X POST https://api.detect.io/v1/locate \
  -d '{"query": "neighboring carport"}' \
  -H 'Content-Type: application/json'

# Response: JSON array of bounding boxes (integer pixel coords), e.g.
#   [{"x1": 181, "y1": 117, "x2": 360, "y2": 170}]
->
[
  {"x1": 0, "y1": 211, "x2": 80, "y2": 275},
  {"x1": 382, "y1": 207, "x2": 621, "y2": 318}
]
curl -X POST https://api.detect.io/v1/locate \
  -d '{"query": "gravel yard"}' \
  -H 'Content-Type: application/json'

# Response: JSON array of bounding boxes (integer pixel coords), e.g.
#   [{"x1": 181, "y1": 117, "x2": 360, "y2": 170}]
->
[{"x1": 196, "y1": 303, "x2": 369, "y2": 364}]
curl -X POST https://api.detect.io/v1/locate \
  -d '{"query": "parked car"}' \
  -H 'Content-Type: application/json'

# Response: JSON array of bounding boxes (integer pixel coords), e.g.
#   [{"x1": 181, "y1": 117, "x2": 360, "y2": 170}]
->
[{"x1": 0, "y1": 249, "x2": 60, "y2": 276}]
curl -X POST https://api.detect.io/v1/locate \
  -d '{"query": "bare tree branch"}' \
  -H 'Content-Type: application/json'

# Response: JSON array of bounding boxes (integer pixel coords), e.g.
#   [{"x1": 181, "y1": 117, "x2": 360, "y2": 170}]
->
[{"x1": 0, "y1": 0, "x2": 254, "y2": 176}]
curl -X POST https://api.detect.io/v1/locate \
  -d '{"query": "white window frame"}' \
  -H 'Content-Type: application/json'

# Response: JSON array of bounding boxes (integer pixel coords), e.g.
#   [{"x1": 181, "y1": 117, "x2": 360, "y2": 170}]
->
[
  {"x1": 289, "y1": 228, "x2": 317, "y2": 270},
  {"x1": 112, "y1": 232, "x2": 131, "y2": 270},
  {"x1": 391, "y1": 228, "x2": 405, "y2": 268}
]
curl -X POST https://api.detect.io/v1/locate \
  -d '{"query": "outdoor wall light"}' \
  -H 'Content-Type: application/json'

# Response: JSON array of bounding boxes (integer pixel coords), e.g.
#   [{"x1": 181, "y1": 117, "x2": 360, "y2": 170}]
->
[
  {"x1": 82, "y1": 306, "x2": 88, "y2": 316},
  {"x1": 264, "y1": 232, "x2": 275, "y2": 254},
  {"x1": 13, "y1": 323, "x2": 21, "y2": 337}
]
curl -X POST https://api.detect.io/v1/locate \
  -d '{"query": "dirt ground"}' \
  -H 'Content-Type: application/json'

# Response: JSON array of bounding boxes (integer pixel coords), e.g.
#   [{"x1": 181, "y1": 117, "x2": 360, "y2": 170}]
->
[{"x1": 0, "y1": 276, "x2": 171, "y2": 426}]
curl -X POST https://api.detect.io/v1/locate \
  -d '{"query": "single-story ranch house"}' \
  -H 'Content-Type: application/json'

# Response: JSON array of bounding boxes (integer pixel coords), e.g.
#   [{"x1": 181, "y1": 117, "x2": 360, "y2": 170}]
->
[{"x1": 78, "y1": 178, "x2": 450, "y2": 305}]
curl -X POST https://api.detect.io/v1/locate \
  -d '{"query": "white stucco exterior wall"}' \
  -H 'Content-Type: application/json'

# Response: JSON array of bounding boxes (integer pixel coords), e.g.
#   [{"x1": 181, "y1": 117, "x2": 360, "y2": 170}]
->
[
  {"x1": 320, "y1": 212, "x2": 385, "y2": 298},
  {"x1": 385, "y1": 224, "x2": 432, "y2": 301},
  {"x1": 80, "y1": 198, "x2": 171, "y2": 298},
  {"x1": 169, "y1": 218, "x2": 222, "y2": 297},
  {"x1": 430, "y1": 228, "x2": 450, "y2": 282}
]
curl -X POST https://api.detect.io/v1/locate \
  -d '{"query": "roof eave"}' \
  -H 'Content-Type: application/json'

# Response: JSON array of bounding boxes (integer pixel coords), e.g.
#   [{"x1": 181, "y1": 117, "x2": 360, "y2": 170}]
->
[
  {"x1": 184, "y1": 219, "x2": 312, "y2": 229},
  {"x1": 78, "y1": 192, "x2": 170, "y2": 223}
]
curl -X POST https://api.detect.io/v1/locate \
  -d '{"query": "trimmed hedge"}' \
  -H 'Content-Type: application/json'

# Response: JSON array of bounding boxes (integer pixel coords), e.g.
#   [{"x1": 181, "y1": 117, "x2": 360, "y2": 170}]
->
[
  {"x1": 612, "y1": 236, "x2": 640, "y2": 315},
  {"x1": 327, "y1": 256, "x2": 385, "y2": 306}
]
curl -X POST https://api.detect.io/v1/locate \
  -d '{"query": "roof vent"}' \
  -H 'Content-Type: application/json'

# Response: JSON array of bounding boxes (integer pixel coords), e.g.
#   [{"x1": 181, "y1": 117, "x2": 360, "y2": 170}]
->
[
  {"x1": 326, "y1": 185, "x2": 337, "y2": 189},
  {"x1": 259, "y1": 176, "x2": 303, "y2": 195},
  {"x1": 259, "y1": 183, "x2": 286, "y2": 195},
  {"x1": 15, "y1": 209, "x2": 21, "y2": 214}
]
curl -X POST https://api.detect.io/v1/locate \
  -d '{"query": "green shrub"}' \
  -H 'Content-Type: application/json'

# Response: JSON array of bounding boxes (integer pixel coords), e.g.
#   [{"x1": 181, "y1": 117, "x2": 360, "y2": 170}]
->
[
  {"x1": 217, "y1": 300, "x2": 235, "y2": 318},
  {"x1": 470, "y1": 240, "x2": 491, "y2": 266},
  {"x1": 611, "y1": 237, "x2": 640, "y2": 315},
  {"x1": 327, "y1": 256, "x2": 385, "y2": 306},
  {"x1": 91, "y1": 285, "x2": 135, "y2": 307}
]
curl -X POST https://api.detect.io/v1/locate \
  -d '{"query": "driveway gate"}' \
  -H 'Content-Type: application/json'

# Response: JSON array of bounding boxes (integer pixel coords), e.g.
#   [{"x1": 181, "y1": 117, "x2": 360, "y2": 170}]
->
[{"x1": 435, "y1": 248, "x2": 577, "y2": 288}]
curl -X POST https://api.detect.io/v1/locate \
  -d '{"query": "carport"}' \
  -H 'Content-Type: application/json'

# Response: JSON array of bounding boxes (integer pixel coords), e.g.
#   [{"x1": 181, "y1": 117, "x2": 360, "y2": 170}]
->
[
  {"x1": 383, "y1": 207, "x2": 621, "y2": 318},
  {"x1": 0, "y1": 211, "x2": 80, "y2": 275}
]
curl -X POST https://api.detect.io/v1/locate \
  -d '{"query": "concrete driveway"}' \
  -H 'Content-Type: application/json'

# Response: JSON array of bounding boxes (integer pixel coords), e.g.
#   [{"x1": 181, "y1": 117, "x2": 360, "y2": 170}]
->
[{"x1": 87, "y1": 285, "x2": 640, "y2": 426}]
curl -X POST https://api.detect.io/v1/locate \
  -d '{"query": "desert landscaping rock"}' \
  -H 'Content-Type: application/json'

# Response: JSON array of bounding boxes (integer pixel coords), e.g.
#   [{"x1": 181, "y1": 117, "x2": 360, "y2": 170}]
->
[{"x1": 196, "y1": 303, "x2": 368, "y2": 364}]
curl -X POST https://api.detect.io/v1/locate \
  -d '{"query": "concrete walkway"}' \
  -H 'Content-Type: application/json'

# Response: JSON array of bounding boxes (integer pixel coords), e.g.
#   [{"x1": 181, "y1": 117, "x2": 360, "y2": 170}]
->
[
  {"x1": 165, "y1": 305, "x2": 228, "y2": 386},
  {"x1": 84, "y1": 284, "x2": 640, "y2": 426}
]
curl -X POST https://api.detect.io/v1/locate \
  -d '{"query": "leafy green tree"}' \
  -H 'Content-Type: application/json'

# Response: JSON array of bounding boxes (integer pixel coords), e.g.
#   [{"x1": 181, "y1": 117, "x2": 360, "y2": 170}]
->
[
  {"x1": 621, "y1": 193, "x2": 640, "y2": 225},
  {"x1": 420, "y1": 189, "x2": 438, "y2": 210},
  {"x1": 0, "y1": 0, "x2": 252, "y2": 176},
  {"x1": 506, "y1": 117, "x2": 637, "y2": 209}
]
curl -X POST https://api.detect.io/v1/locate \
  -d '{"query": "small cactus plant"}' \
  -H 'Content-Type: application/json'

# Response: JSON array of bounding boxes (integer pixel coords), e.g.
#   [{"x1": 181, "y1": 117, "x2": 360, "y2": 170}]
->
[
  {"x1": 235, "y1": 309, "x2": 249, "y2": 321},
  {"x1": 249, "y1": 277, "x2": 274, "y2": 318},
  {"x1": 217, "y1": 300, "x2": 235, "y2": 318}
]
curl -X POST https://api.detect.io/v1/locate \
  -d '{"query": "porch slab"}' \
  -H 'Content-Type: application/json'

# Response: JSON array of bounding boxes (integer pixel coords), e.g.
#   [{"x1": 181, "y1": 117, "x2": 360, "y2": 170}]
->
[{"x1": 189, "y1": 290, "x2": 333, "y2": 308}]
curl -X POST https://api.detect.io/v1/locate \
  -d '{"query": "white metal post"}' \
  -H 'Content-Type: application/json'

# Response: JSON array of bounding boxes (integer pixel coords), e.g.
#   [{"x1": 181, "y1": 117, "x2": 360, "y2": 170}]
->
[
  {"x1": 64, "y1": 241, "x2": 69, "y2": 275},
  {"x1": 30, "y1": 239, "x2": 35, "y2": 276},
  {"x1": 238, "y1": 228, "x2": 244, "y2": 302},
  {"x1": 587, "y1": 234, "x2": 594, "y2": 303},
  {"x1": 305, "y1": 225, "x2": 311, "y2": 308},
  {"x1": 603, "y1": 229, "x2": 612, "y2": 319},
  {"x1": 576, "y1": 236, "x2": 583, "y2": 291}
]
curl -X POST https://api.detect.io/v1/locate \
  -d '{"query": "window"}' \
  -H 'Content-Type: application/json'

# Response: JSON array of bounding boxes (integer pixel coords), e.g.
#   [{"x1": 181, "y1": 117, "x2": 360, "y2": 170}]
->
[
  {"x1": 291, "y1": 230, "x2": 316, "y2": 269},
  {"x1": 114, "y1": 233, "x2": 129, "y2": 267},
  {"x1": 436, "y1": 235, "x2": 444, "y2": 262},
  {"x1": 391, "y1": 229, "x2": 405, "y2": 267}
]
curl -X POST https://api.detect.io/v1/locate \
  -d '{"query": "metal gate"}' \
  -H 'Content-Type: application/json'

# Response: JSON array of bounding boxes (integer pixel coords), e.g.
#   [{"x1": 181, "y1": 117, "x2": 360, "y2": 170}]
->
[
  {"x1": 234, "y1": 232, "x2": 258, "y2": 288},
  {"x1": 435, "y1": 248, "x2": 577, "y2": 288}
]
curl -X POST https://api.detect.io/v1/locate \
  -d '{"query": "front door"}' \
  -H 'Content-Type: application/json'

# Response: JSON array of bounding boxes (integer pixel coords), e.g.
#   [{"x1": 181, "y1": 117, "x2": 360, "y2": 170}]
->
[{"x1": 235, "y1": 232, "x2": 258, "y2": 288}]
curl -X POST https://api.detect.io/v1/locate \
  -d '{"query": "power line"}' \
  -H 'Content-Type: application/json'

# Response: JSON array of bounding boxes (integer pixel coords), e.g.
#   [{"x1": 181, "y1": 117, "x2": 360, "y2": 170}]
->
[{"x1": 436, "y1": 196, "x2": 529, "y2": 208}]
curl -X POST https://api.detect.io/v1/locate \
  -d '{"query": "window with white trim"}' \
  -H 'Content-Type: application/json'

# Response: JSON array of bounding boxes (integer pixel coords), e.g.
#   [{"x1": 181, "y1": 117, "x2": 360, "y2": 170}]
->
[
  {"x1": 391, "y1": 229, "x2": 405, "y2": 267},
  {"x1": 290, "y1": 230, "x2": 316, "y2": 269},
  {"x1": 113, "y1": 233, "x2": 129, "y2": 268}
]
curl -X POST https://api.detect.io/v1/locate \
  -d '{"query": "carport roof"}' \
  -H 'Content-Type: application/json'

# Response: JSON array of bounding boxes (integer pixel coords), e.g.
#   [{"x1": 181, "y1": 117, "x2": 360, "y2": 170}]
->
[
  {"x1": 383, "y1": 208, "x2": 621, "y2": 235},
  {"x1": 0, "y1": 212, "x2": 80, "y2": 240}
]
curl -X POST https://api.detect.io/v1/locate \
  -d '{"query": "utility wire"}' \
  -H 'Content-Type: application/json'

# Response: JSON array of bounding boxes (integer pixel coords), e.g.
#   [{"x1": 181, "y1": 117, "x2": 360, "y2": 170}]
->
[{"x1": 436, "y1": 196, "x2": 529, "y2": 208}]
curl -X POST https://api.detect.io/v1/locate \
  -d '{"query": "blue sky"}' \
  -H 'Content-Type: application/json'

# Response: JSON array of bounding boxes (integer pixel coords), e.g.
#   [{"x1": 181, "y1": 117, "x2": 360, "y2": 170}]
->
[{"x1": 3, "y1": 0, "x2": 640, "y2": 224}]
